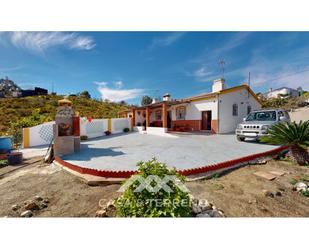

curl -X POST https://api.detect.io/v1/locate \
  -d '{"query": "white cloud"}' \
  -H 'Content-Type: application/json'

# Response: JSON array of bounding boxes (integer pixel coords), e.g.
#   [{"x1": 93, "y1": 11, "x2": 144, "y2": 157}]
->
[
  {"x1": 114, "y1": 81, "x2": 123, "y2": 88},
  {"x1": 149, "y1": 32, "x2": 186, "y2": 50},
  {"x1": 0, "y1": 65, "x2": 23, "y2": 73},
  {"x1": 94, "y1": 81, "x2": 108, "y2": 86},
  {"x1": 212, "y1": 32, "x2": 251, "y2": 55},
  {"x1": 192, "y1": 66, "x2": 214, "y2": 82},
  {"x1": 240, "y1": 50, "x2": 309, "y2": 91},
  {"x1": 0, "y1": 32, "x2": 95, "y2": 53},
  {"x1": 187, "y1": 32, "x2": 252, "y2": 82},
  {"x1": 96, "y1": 81, "x2": 144, "y2": 102}
]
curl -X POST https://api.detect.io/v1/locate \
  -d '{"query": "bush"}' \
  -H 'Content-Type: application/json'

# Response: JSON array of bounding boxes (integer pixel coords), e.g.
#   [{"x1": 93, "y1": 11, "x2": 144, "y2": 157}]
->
[
  {"x1": 80, "y1": 135, "x2": 88, "y2": 141},
  {"x1": 123, "y1": 127, "x2": 130, "y2": 133},
  {"x1": 115, "y1": 158, "x2": 192, "y2": 217},
  {"x1": 105, "y1": 130, "x2": 111, "y2": 136}
]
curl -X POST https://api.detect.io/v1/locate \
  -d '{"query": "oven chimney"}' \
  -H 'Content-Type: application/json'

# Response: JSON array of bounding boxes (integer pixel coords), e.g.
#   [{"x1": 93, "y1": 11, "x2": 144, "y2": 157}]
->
[{"x1": 163, "y1": 93, "x2": 171, "y2": 101}]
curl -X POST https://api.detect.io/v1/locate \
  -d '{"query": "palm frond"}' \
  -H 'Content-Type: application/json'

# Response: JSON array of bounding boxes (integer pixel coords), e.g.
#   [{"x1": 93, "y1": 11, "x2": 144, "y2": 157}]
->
[{"x1": 261, "y1": 121, "x2": 309, "y2": 147}]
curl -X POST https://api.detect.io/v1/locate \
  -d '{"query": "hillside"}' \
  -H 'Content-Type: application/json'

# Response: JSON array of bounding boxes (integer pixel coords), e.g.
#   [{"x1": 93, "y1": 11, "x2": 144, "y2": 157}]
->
[
  {"x1": 260, "y1": 94, "x2": 308, "y2": 110},
  {"x1": 0, "y1": 95, "x2": 130, "y2": 135}
]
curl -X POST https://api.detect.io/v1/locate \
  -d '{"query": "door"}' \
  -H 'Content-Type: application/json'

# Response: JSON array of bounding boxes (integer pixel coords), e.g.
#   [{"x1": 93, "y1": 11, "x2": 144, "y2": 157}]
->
[{"x1": 201, "y1": 111, "x2": 212, "y2": 130}]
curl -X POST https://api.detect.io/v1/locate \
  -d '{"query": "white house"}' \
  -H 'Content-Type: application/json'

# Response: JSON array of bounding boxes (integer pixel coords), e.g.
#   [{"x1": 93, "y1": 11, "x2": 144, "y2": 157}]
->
[
  {"x1": 130, "y1": 78, "x2": 262, "y2": 135},
  {"x1": 262, "y1": 87, "x2": 302, "y2": 99}
]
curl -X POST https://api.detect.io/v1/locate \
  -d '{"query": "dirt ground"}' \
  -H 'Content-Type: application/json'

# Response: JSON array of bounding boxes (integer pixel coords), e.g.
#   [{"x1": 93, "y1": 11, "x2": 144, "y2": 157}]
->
[
  {"x1": 0, "y1": 157, "x2": 308, "y2": 217},
  {"x1": 187, "y1": 160, "x2": 309, "y2": 217},
  {"x1": 0, "y1": 157, "x2": 120, "y2": 217}
]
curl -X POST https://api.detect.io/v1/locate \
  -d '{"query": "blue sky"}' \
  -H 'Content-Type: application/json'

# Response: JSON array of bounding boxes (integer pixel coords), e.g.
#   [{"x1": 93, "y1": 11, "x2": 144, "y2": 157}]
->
[{"x1": 0, "y1": 31, "x2": 308, "y2": 104}]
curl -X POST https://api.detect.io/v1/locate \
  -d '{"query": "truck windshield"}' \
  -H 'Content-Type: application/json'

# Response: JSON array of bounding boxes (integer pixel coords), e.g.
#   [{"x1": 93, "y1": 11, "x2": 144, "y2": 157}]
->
[{"x1": 246, "y1": 111, "x2": 277, "y2": 121}]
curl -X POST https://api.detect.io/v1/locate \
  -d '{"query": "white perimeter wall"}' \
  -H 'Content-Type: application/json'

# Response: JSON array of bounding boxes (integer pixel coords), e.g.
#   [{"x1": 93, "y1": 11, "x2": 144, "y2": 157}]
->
[
  {"x1": 218, "y1": 89, "x2": 261, "y2": 133},
  {"x1": 112, "y1": 118, "x2": 130, "y2": 133},
  {"x1": 24, "y1": 117, "x2": 131, "y2": 148},
  {"x1": 25, "y1": 121, "x2": 54, "y2": 147},
  {"x1": 81, "y1": 119, "x2": 108, "y2": 138}
]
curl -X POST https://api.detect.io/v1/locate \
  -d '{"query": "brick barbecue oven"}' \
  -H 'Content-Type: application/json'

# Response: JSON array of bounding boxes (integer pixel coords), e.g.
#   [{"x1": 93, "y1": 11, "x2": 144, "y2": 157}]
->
[{"x1": 53, "y1": 97, "x2": 80, "y2": 156}]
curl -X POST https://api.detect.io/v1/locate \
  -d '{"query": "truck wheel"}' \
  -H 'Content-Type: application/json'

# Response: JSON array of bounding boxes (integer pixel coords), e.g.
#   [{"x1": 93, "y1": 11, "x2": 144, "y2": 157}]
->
[{"x1": 237, "y1": 136, "x2": 245, "y2": 142}]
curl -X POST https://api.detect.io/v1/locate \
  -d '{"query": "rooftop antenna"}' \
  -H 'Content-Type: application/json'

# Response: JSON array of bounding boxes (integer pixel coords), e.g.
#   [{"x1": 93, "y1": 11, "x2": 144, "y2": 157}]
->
[
  {"x1": 218, "y1": 59, "x2": 225, "y2": 79},
  {"x1": 247, "y1": 72, "x2": 251, "y2": 98}
]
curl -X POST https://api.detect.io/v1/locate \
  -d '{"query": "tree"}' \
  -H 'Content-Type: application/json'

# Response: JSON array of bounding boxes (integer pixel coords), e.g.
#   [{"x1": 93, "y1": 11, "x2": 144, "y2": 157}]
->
[
  {"x1": 261, "y1": 121, "x2": 309, "y2": 165},
  {"x1": 80, "y1": 90, "x2": 91, "y2": 99},
  {"x1": 141, "y1": 95, "x2": 153, "y2": 106}
]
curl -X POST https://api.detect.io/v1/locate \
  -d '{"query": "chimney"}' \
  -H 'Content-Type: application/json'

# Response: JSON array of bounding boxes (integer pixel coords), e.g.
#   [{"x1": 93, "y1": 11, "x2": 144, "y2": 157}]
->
[
  {"x1": 212, "y1": 78, "x2": 226, "y2": 92},
  {"x1": 163, "y1": 93, "x2": 171, "y2": 101}
]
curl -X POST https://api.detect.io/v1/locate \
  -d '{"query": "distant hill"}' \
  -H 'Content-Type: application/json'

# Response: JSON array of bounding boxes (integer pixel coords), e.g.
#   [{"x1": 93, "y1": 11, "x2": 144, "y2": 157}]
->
[
  {"x1": 0, "y1": 77, "x2": 22, "y2": 98},
  {"x1": 0, "y1": 94, "x2": 130, "y2": 135}
]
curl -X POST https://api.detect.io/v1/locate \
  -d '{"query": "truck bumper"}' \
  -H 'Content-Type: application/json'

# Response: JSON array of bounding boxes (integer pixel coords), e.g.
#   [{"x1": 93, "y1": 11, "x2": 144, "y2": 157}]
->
[{"x1": 236, "y1": 129, "x2": 268, "y2": 139}]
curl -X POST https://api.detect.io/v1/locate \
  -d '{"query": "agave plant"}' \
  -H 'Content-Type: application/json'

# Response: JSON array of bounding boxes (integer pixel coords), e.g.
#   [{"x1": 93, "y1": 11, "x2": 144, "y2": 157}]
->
[{"x1": 261, "y1": 121, "x2": 309, "y2": 165}]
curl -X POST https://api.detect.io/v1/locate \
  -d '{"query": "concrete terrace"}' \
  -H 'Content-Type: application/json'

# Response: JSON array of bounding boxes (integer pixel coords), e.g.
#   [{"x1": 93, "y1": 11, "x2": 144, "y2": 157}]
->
[{"x1": 61, "y1": 132, "x2": 280, "y2": 171}]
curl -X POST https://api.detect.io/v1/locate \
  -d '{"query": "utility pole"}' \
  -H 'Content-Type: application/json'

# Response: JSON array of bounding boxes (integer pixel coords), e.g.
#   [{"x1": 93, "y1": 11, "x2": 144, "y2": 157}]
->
[{"x1": 218, "y1": 59, "x2": 225, "y2": 79}]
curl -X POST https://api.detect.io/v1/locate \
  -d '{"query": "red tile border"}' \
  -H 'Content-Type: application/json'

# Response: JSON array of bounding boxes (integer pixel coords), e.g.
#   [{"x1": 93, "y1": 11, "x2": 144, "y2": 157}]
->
[{"x1": 55, "y1": 145, "x2": 289, "y2": 178}]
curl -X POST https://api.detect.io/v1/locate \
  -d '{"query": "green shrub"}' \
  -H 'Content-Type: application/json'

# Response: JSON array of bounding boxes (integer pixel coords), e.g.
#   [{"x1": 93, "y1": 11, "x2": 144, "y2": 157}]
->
[
  {"x1": 105, "y1": 130, "x2": 111, "y2": 136},
  {"x1": 115, "y1": 158, "x2": 192, "y2": 217},
  {"x1": 0, "y1": 160, "x2": 8, "y2": 167},
  {"x1": 123, "y1": 127, "x2": 130, "y2": 133},
  {"x1": 301, "y1": 189, "x2": 309, "y2": 197},
  {"x1": 80, "y1": 135, "x2": 88, "y2": 141}
]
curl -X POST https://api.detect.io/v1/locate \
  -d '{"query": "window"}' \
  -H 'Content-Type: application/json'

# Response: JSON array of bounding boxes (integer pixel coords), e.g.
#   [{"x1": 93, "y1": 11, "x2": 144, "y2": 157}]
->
[
  {"x1": 247, "y1": 105, "x2": 251, "y2": 115},
  {"x1": 246, "y1": 111, "x2": 276, "y2": 121},
  {"x1": 232, "y1": 104, "x2": 238, "y2": 116},
  {"x1": 155, "y1": 110, "x2": 162, "y2": 120},
  {"x1": 176, "y1": 106, "x2": 186, "y2": 120}
]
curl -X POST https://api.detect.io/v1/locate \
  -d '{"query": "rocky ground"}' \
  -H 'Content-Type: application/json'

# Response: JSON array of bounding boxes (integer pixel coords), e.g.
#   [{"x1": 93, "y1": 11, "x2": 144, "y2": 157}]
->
[
  {"x1": 187, "y1": 160, "x2": 309, "y2": 217},
  {"x1": 0, "y1": 157, "x2": 308, "y2": 217}
]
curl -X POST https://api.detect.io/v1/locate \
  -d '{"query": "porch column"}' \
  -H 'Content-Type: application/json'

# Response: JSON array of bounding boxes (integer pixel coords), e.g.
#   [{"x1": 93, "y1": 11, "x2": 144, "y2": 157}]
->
[
  {"x1": 131, "y1": 108, "x2": 135, "y2": 130},
  {"x1": 146, "y1": 107, "x2": 150, "y2": 128},
  {"x1": 162, "y1": 102, "x2": 168, "y2": 128}
]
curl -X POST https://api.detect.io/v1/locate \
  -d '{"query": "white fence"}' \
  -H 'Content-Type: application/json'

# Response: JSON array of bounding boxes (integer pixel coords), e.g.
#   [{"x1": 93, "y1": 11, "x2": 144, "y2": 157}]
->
[
  {"x1": 112, "y1": 118, "x2": 130, "y2": 133},
  {"x1": 80, "y1": 119, "x2": 108, "y2": 138},
  {"x1": 23, "y1": 117, "x2": 131, "y2": 148}
]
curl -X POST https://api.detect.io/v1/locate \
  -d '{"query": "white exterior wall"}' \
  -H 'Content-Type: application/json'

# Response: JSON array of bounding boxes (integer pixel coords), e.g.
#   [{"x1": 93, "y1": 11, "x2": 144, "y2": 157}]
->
[
  {"x1": 218, "y1": 89, "x2": 261, "y2": 133},
  {"x1": 170, "y1": 98, "x2": 218, "y2": 121},
  {"x1": 135, "y1": 110, "x2": 145, "y2": 126},
  {"x1": 150, "y1": 107, "x2": 161, "y2": 122},
  {"x1": 186, "y1": 98, "x2": 218, "y2": 120},
  {"x1": 265, "y1": 88, "x2": 299, "y2": 98}
]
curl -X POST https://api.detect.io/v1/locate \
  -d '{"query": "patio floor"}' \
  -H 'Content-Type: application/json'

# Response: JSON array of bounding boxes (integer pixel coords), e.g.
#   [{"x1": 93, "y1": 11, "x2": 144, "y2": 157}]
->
[{"x1": 61, "y1": 132, "x2": 280, "y2": 171}]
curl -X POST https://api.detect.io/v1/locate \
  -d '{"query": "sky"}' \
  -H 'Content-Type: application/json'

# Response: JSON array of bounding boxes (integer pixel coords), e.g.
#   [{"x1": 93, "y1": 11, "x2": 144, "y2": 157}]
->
[{"x1": 0, "y1": 31, "x2": 308, "y2": 104}]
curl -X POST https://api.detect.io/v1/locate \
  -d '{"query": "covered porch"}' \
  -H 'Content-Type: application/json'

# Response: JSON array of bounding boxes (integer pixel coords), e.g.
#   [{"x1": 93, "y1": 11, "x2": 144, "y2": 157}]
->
[{"x1": 131, "y1": 100, "x2": 196, "y2": 135}]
